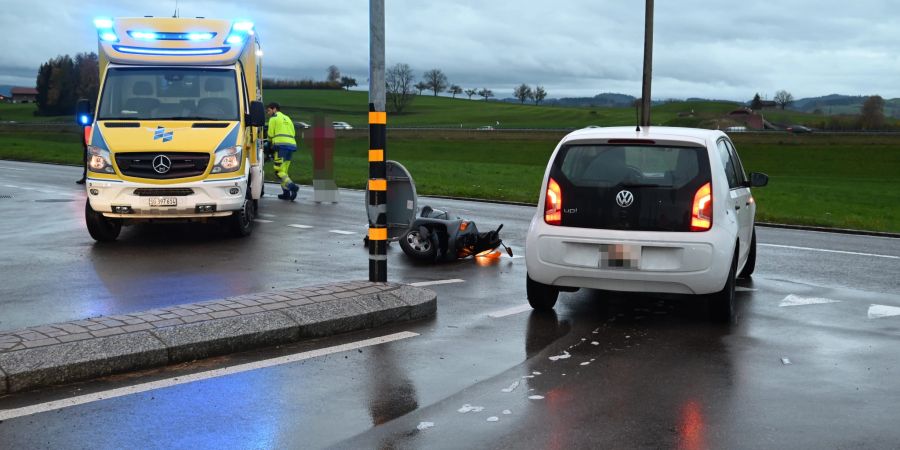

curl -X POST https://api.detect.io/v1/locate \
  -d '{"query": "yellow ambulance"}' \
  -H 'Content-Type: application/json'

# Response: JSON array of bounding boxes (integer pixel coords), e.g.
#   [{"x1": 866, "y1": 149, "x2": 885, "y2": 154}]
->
[{"x1": 76, "y1": 17, "x2": 266, "y2": 241}]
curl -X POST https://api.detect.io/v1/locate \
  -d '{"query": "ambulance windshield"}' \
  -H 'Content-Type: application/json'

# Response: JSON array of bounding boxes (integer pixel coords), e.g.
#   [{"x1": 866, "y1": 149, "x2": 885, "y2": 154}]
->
[{"x1": 97, "y1": 67, "x2": 239, "y2": 121}]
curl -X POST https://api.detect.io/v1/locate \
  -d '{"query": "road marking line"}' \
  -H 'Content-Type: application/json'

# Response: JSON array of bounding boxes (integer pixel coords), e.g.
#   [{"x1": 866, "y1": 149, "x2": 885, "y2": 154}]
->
[
  {"x1": 329, "y1": 230, "x2": 355, "y2": 235},
  {"x1": 0, "y1": 331, "x2": 419, "y2": 421},
  {"x1": 488, "y1": 304, "x2": 533, "y2": 318},
  {"x1": 736, "y1": 287, "x2": 757, "y2": 292},
  {"x1": 288, "y1": 224, "x2": 313, "y2": 229},
  {"x1": 760, "y1": 243, "x2": 899, "y2": 260},
  {"x1": 779, "y1": 294, "x2": 841, "y2": 307},
  {"x1": 253, "y1": 219, "x2": 273, "y2": 223},
  {"x1": 0, "y1": 167, "x2": 25, "y2": 171},
  {"x1": 3, "y1": 184, "x2": 18, "y2": 188},
  {"x1": 868, "y1": 304, "x2": 900, "y2": 319},
  {"x1": 258, "y1": 213, "x2": 276, "y2": 218},
  {"x1": 409, "y1": 279, "x2": 465, "y2": 287}
]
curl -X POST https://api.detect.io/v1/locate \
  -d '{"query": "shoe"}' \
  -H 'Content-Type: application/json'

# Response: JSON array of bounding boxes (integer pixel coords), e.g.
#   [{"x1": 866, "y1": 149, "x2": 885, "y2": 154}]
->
[
  {"x1": 289, "y1": 184, "x2": 299, "y2": 201},
  {"x1": 75, "y1": 179, "x2": 85, "y2": 185},
  {"x1": 277, "y1": 193, "x2": 290, "y2": 200}
]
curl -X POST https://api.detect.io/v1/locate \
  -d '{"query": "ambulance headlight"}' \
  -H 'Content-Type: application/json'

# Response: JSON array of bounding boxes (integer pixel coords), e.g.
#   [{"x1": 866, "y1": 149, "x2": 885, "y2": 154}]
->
[
  {"x1": 212, "y1": 146, "x2": 242, "y2": 173},
  {"x1": 87, "y1": 146, "x2": 114, "y2": 174}
]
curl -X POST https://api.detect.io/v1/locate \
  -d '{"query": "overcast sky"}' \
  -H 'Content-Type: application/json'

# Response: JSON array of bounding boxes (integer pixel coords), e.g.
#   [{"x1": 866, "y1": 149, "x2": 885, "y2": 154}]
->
[{"x1": 1, "y1": 0, "x2": 898, "y2": 101}]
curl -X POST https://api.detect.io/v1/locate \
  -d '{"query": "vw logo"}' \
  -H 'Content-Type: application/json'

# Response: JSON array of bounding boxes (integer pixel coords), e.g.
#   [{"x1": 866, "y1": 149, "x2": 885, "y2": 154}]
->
[
  {"x1": 615, "y1": 190, "x2": 634, "y2": 208},
  {"x1": 152, "y1": 155, "x2": 172, "y2": 174}
]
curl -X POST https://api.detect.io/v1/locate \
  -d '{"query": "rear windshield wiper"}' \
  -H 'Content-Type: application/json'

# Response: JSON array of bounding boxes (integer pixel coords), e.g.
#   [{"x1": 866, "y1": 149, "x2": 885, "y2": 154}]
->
[{"x1": 618, "y1": 182, "x2": 673, "y2": 188}]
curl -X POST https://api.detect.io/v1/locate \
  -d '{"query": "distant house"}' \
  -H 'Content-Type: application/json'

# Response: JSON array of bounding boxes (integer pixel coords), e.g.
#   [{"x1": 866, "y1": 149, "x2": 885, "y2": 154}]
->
[
  {"x1": 11, "y1": 87, "x2": 38, "y2": 103},
  {"x1": 758, "y1": 100, "x2": 777, "y2": 109}
]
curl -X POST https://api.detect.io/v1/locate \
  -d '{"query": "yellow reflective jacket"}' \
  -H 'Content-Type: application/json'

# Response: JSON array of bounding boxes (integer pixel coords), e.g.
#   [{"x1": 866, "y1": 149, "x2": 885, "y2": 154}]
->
[{"x1": 267, "y1": 111, "x2": 296, "y2": 146}]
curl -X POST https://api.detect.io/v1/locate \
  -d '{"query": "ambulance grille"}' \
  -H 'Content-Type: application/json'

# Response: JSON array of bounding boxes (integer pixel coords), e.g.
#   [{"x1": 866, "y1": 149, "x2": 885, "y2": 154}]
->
[{"x1": 115, "y1": 152, "x2": 210, "y2": 180}]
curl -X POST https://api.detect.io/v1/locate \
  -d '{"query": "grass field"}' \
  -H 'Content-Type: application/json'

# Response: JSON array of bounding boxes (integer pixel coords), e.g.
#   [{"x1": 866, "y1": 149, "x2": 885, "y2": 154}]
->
[{"x1": 1, "y1": 91, "x2": 898, "y2": 233}]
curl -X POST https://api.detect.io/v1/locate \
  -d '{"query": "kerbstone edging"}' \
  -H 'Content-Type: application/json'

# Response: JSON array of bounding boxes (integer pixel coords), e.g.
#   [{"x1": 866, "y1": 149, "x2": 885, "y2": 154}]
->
[
  {"x1": 0, "y1": 332, "x2": 169, "y2": 394},
  {"x1": 0, "y1": 282, "x2": 436, "y2": 394}
]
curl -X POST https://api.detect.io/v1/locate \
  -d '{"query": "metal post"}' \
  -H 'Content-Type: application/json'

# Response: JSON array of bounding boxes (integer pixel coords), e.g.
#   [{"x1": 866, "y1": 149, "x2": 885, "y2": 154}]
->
[
  {"x1": 368, "y1": 0, "x2": 388, "y2": 282},
  {"x1": 640, "y1": 0, "x2": 654, "y2": 128}
]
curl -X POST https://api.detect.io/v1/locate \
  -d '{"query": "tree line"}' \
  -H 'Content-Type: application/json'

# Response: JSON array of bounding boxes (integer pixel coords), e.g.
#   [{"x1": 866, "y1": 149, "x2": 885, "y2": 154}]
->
[
  {"x1": 386, "y1": 65, "x2": 548, "y2": 114},
  {"x1": 750, "y1": 90, "x2": 891, "y2": 130},
  {"x1": 34, "y1": 53, "x2": 99, "y2": 116}
]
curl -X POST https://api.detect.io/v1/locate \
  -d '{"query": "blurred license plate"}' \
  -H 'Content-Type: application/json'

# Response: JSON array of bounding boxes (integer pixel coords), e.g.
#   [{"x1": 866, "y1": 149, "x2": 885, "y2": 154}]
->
[
  {"x1": 149, "y1": 197, "x2": 177, "y2": 207},
  {"x1": 599, "y1": 244, "x2": 640, "y2": 269}
]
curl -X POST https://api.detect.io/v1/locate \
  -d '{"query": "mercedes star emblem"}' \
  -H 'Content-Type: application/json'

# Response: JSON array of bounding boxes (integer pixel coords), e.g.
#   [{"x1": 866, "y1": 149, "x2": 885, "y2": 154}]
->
[
  {"x1": 616, "y1": 190, "x2": 634, "y2": 208},
  {"x1": 152, "y1": 155, "x2": 172, "y2": 174}
]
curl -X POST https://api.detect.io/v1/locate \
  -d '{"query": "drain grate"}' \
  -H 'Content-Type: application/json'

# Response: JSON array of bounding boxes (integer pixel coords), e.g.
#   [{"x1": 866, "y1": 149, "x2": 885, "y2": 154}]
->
[{"x1": 0, "y1": 194, "x2": 12, "y2": 199}]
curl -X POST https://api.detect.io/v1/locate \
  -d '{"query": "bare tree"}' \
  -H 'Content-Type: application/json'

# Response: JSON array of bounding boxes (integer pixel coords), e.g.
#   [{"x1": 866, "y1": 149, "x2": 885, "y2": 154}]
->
[
  {"x1": 423, "y1": 69, "x2": 448, "y2": 96},
  {"x1": 464, "y1": 88, "x2": 477, "y2": 100},
  {"x1": 478, "y1": 88, "x2": 494, "y2": 101},
  {"x1": 860, "y1": 95, "x2": 886, "y2": 130},
  {"x1": 414, "y1": 82, "x2": 428, "y2": 95},
  {"x1": 533, "y1": 85, "x2": 547, "y2": 105},
  {"x1": 386, "y1": 63, "x2": 416, "y2": 114},
  {"x1": 774, "y1": 90, "x2": 794, "y2": 110},
  {"x1": 448, "y1": 85, "x2": 463, "y2": 99},
  {"x1": 513, "y1": 83, "x2": 533, "y2": 104},
  {"x1": 326, "y1": 65, "x2": 341, "y2": 83},
  {"x1": 339, "y1": 76, "x2": 357, "y2": 91}
]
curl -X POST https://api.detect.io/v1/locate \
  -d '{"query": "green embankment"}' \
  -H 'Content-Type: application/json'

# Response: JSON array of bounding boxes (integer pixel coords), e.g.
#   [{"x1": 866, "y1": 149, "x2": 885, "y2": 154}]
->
[{"x1": 1, "y1": 95, "x2": 898, "y2": 232}]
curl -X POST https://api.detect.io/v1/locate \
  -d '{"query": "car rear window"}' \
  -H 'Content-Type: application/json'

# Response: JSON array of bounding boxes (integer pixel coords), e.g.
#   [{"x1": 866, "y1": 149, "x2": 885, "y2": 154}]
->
[{"x1": 550, "y1": 144, "x2": 711, "y2": 231}]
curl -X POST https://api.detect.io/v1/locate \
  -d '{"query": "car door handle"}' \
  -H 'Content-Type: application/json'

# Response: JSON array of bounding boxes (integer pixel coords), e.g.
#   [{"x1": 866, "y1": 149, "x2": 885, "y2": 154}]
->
[{"x1": 734, "y1": 205, "x2": 741, "y2": 210}]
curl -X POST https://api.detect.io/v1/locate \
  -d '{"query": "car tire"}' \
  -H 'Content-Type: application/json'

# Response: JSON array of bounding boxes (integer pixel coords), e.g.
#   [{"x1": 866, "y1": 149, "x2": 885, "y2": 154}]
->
[
  {"x1": 709, "y1": 247, "x2": 738, "y2": 322},
  {"x1": 228, "y1": 198, "x2": 254, "y2": 237},
  {"x1": 738, "y1": 228, "x2": 756, "y2": 278},
  {"x1": 85, "y1": 200, "x2": 121, "y2": 242},
  {"x1": 527, "y1": 274, "x2": 559, "y2": 311},
  {"x1": 399, "y1": 228, "x2": 437, "y2": 261}
]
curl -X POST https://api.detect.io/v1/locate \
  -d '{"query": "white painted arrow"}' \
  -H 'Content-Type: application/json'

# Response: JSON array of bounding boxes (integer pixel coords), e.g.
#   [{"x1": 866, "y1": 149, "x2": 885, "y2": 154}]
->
[
  {"x1": 868, "y1": 304, "x2": 900, "y2": 319},
  {"x1": 779, "y1": 294, "x2": 841, "y2": 307}
]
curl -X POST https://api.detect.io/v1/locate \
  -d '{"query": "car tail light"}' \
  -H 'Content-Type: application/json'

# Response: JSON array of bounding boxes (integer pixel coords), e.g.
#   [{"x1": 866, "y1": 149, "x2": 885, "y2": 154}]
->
[
  {"x1": 691, "y1": 182, "x2": 712, "y2": 231},
  {"x1": 545, "y1": 177, "x2": 562, "y2": 225}
]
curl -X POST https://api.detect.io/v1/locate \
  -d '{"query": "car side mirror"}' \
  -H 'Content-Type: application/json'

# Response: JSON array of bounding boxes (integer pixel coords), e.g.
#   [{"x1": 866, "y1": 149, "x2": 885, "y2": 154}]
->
[
  {"x1": 75, "y1": 99, "x2": 92, "y2": 126},
  {"x1": 248, "y1": 101, "x2": 266, "y2": 127},
  {"x1": 749, "y1": 172, "x2": 769, "y2": 187}
]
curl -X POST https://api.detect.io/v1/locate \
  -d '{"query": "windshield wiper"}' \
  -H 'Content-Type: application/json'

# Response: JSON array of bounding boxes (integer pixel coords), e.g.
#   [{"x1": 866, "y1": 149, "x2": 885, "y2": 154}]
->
[{"x1": 618, "y1": 182, "x2": 672, "y2": 188}]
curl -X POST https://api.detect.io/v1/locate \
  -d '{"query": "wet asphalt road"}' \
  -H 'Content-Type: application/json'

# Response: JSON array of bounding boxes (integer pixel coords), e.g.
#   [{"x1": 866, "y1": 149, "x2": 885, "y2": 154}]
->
[{"x1": 1, "y1": 160, "x2": 899, "y2": 449}]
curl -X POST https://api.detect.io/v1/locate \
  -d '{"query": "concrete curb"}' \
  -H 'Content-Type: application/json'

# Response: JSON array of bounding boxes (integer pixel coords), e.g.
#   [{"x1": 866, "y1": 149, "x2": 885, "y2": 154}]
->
[{"x1": 0, "y1": 282, "x2": 436, "y2": 395}]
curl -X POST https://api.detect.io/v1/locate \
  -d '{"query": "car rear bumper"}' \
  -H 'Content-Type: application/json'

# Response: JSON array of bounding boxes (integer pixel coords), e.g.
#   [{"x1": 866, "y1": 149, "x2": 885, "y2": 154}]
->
[
  {"x1": 525, "y1": 220, "x2": 735, "y2": 295},
  {"x1": 86, "y1": 176, "x2": 247, "y2": 219}
]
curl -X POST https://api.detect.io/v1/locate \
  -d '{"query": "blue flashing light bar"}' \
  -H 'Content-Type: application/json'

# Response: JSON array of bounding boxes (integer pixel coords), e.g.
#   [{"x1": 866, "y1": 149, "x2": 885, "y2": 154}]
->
[
  {"x1": 130, "y1": 31, "x2": 159, "y2": 40},
  {"x1": 112, "y1": 45, "x2": 230, "y2": 56},
  {"x1": 232, "y1": 21, "x2": 254, "y2": 31},
  {"x1": 188, "y1": 32, "x2": 215, "y2": 41},
  {"x1": 225, "y1": 35, "x2": 244, "y2": 45},
  {"x1": 93, "y1": 18, "x2": 113, "y2": 29},
  {"x1": 79, "y1": 115, "x2": 90, "y2": 125}
]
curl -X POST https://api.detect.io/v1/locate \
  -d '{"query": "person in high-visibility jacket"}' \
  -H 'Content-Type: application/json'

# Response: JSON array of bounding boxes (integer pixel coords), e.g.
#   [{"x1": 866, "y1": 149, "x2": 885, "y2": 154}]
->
[{"x1": 266, "y1": 102, "x2": 300, "y2": 201}]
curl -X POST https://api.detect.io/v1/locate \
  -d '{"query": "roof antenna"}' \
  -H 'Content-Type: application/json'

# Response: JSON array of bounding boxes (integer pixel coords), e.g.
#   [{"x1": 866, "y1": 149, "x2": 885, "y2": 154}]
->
[{"x1": 173, "y1": 0, "x2": 179, "y2": 18}]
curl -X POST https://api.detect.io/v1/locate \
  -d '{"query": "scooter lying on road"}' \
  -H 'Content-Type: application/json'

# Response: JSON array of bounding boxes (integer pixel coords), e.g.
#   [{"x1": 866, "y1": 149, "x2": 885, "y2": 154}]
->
[{"x1": 399, "y1": 206, "x2": 513, "y2": 262}]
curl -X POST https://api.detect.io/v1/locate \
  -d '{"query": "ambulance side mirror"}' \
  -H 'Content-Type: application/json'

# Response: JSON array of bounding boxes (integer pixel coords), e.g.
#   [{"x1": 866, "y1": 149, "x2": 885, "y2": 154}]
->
[
  {"x1": 75, "y1": 99, "x2": 92, "y2": 126},
  {"x1": 248, "y1": 101, "x2": 266, "y2": 127}
]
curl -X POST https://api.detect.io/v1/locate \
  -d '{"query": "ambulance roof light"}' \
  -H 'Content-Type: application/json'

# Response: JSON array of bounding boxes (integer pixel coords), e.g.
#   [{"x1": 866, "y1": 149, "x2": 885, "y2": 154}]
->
[
  {"x1": 233, "y1": 21, "x2": 254, "y2": 31},
  {"x1": 94, "y1": 18, "x2": 113, "y2": 29}
]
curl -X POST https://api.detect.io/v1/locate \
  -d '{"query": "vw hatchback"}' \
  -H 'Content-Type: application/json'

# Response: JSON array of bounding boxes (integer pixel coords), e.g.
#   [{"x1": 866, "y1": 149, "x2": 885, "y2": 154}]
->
[{"x1": 525, "y1": 127, "x2": 768, "y2": 320}]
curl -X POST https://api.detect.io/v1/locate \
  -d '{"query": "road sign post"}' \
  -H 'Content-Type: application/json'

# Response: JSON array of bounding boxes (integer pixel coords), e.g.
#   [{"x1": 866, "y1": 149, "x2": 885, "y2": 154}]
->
[{"x1": 368, "y1": 0, "x2": 387, "y2": 282}]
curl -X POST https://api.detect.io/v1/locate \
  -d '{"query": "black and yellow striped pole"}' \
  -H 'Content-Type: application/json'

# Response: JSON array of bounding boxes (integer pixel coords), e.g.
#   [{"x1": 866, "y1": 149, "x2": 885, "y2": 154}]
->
[
  {"x1": 369, "y1": 0, "x2": 387, "y2": 282},
  {"x1": 368, "y1": 106, "x2": 387, "y2": 281}
]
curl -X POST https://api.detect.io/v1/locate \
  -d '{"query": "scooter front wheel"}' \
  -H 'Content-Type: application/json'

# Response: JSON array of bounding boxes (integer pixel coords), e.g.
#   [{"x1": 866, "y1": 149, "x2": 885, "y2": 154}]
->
[{"x1": 399, "y1": 229, "x2": 438, "y2": 261}]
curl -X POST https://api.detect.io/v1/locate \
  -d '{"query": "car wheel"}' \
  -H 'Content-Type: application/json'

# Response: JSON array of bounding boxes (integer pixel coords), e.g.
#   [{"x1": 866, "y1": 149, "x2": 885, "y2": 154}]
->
[
  {"x1": 738, "y1": 228, "x2": 756, "y2": 278},
  {"x1": 399, "y1": 228, "x2": 437, "y2": 261},
  {"x1": 85, "y1": 200, "x2": 121, "y2": 242},
  {"x1": 228, "y1": 198, "x2": 254, "y2": 237},
  {"x1": 709, "y1": 247, "x2": 738, "y2": 322},
  {"x1": 527, "y1": 274, "x2": 559, "y2": 311}
]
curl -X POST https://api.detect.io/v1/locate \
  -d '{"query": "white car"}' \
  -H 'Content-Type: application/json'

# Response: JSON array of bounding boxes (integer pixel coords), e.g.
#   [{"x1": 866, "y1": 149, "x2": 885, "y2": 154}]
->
[
  {"x1": 332, "y1": 121, "x2": 353, "y2": 130},
  {"x1": 525, "y1": 126, "x2": 768, "y2": 320}
]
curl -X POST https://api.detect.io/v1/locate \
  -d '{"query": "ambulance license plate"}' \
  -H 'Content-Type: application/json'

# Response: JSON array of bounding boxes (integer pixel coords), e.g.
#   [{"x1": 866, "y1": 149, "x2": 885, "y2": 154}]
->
[{"x1": 149, "y1": 197, "x2": 177, "y2": 207}]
